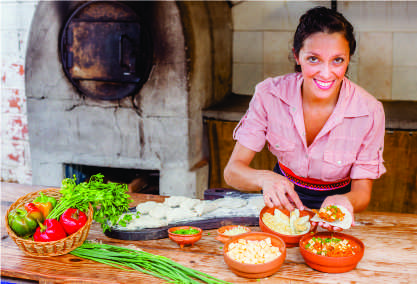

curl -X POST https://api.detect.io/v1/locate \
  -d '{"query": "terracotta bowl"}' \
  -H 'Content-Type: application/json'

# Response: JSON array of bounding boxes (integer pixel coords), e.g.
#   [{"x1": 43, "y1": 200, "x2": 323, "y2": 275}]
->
[
  {"x1": 216, "y1": 225, "x2": 251, "y2": 243},
  {"x1": 259, "y1": 206, "x2": 317, "y2": 248},
  {"x1": 299, "y1": 232, "x2": 365, "y2": 273},
  {"x1": 168, "y1": 226, "x2": 202, "y2": 248},
  {"x1": 223, "y1": 232, "x2": 286, "y2": 279}
]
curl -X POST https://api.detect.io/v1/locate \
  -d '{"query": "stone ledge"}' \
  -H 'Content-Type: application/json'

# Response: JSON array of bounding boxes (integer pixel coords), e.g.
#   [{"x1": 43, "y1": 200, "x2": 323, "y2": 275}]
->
[{"x1": 203, "y1": 94, "x2": 417, "y2": 131}]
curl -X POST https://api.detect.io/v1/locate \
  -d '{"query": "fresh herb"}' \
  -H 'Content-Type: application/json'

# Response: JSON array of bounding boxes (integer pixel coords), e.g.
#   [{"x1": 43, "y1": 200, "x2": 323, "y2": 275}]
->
[
  {"x1": 70, "y1": 242, "x2": 231, "y2": 284},
  {"x1": 47, "y1": 174, "x2": 133, "y2": 232},
  {"x1": 172, "y1": 227, "x2": 200, "y2": 235}
]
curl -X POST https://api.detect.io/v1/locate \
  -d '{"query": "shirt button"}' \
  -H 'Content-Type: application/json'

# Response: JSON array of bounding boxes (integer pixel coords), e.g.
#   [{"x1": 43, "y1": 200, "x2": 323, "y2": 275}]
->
[
  {"x1": 337, "y1": 160, "x2": 342, "y2": 165},
  {"x1": 275, "y1": 144, "x2": 279, "y2": 148}
]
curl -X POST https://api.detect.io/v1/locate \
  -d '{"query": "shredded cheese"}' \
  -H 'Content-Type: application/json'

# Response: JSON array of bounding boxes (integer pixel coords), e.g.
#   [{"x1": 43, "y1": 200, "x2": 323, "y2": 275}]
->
[
  {"x1": 226, "y1": 237, "x2": 281, "y2": 264},
  {"x1": 223, "y1": 226, "x2": 249, "y2": 236}
]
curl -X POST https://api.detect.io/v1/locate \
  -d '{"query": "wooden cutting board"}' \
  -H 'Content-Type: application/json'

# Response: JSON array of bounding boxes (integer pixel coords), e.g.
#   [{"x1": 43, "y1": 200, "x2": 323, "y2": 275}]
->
[
  {"x1": 105, "y1": 188, "x2": 261, "y2": 240},
  {"x1": 105, "y1": 216, "x2": 259, "y2": 240}
]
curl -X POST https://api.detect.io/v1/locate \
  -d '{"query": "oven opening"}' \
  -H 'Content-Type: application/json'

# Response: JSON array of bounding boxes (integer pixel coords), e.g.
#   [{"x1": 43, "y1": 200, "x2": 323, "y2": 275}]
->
[{"x1": 64, "y1": 164, "x2": 159, "y2": 195}]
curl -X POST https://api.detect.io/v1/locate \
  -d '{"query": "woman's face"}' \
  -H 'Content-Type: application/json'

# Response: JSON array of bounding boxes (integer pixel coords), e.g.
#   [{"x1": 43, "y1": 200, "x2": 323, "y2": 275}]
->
[{"x1": 294, "y1": 32, "x2": 350, "y2": 101}]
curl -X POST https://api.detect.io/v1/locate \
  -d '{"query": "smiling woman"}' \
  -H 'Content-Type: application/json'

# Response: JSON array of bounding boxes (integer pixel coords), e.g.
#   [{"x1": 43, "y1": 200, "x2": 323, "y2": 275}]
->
[{"x1": 224, "y1": 6, "x2": 386, "y2": 231}]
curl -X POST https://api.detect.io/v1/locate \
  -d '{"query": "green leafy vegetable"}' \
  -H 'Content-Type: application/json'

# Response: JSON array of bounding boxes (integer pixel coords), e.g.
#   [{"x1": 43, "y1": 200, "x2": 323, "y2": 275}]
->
[
  {"x1": 172, "y1": 227, "x2": 200, "y2": 235},
  {"x1": 71, "y1": 242, "x2": 231, "y2": 284},
  {"x1": 47, "y1": 174, "x2": 133, "y2": 232}
]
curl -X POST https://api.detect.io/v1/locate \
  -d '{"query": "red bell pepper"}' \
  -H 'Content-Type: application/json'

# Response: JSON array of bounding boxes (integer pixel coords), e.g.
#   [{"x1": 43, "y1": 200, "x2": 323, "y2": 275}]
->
[
  {"x1": 33, "y1": 219, "x2": 67, "y2": 242},
  {"x1": 24, "y1": 202, "x2": 45, "y2": 223},
  {"x1": 59, "y1": 208, "x2": 87, "y2": 235}
]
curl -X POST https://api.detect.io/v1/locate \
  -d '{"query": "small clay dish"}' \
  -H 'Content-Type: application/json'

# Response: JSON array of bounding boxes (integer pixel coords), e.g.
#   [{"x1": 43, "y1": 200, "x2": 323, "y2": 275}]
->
[
  {"x1": 168, "y1": 226, "x2": 202, "y2": 248},
  {"x1": 223, "y1": 232, "x2": 286, "y2": 279},
  {"x1": 216, "y1": 225, "x2": 251, "y2": 243},
  {"x1": 299, "y1": 232, "x2": 365, "y2": 273},
  {"x1": 259, "y1": 206, "x2": 317, "y2": 248}
]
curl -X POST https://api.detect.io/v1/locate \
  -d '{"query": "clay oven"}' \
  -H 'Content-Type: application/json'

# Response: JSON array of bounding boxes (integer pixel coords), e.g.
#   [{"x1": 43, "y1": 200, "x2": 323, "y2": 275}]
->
[{"x1": 25, "y1": 1, "x2": 232, "y2": 198}]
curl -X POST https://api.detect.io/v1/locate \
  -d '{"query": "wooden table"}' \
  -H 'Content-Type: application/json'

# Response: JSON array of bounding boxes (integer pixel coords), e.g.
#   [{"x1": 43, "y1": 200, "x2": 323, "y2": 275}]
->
[{"x1": 1, "y1": 182, "x2": 417, "y2": 283}]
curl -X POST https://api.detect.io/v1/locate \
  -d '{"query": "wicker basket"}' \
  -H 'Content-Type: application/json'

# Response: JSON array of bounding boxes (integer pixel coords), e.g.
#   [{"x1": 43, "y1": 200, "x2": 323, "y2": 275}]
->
[{"x1": 5, "y1": 188, "x2": 93, "y2": 257}]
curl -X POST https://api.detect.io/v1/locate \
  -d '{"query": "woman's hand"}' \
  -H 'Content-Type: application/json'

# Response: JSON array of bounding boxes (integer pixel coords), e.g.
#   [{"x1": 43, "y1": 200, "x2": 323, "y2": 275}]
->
[
  {"x1": 224, "y1": 142, "x2": 303, "y2": 212},
  {"x1": 313, "y1": 194, "x2": 354, "y2": 232},
  {"x1": 261, "y1": 171, "x2": 304, "y2": 212}
]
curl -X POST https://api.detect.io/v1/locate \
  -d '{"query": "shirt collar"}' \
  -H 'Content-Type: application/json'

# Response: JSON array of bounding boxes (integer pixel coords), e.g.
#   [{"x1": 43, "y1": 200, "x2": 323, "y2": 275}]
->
[
  {"x1": 340, "y1": 78, "x2": 370, "y2": 118},
  {"x1": 271, "y1": 73, "x2": 303, "y2": 108}
]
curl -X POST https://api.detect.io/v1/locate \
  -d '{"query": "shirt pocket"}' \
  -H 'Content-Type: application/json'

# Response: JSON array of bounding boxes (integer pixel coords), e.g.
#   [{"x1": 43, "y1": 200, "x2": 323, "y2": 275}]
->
[
  {"x1": 266, "y1": 132, "x2": 296, "y2": 166},
  {"x1": 322, "y1": 151, "x2": 356, "y2": 181}
]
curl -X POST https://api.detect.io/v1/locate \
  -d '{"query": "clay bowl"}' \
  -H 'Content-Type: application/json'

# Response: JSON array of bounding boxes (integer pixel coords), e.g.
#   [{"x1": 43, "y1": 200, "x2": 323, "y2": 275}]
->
[
  {"x1": 299, "y1": 232, "x2": 365, "y2": 273},
  {"x1": 216, "y1": 225, "x2": 251, "y2": 243},
  {"x1": 168, "y1": 226, "x2": 202, "y2": 248},
  {"x1": 223, "y1": 232, "x2": 286, "y2": 279},
  {"x1": 259, "y1": 206, "x2": 317, "y2": 248}
]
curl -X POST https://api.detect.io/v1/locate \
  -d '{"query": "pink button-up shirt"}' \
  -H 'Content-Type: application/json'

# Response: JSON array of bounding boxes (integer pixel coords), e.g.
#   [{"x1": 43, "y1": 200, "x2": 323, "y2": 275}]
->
[{"x1": 233, "y1": 73, "x2": 386, "y2": 181}]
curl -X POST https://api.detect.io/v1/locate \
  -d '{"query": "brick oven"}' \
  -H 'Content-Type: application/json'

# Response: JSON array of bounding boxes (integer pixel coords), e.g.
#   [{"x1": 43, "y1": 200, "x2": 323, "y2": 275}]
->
[{"x1": 25, "y1": 1, "x2": 232, "y2": 198}]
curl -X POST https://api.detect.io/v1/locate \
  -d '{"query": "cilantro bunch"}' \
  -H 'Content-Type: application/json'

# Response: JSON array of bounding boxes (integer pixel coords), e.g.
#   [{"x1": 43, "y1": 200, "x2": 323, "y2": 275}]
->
[{"x1": 47, "y1": 173, "x2": 133, "y2": 232}]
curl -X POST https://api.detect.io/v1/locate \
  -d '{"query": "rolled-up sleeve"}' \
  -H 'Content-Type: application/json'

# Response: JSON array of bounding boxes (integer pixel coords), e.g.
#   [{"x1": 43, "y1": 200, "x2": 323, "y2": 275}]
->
[
  {"x1": 233, "y1": 83, "x2": 270, "y2": 152},
  {"x1": 350, "y1": 101, "x2": 386, "y2": 179}
]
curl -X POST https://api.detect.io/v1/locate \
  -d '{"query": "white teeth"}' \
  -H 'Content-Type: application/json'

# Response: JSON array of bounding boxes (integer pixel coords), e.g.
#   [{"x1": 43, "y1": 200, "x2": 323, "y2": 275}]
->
[{"x1": 316, "y1": 80, "x2": 332, "y2": 88}]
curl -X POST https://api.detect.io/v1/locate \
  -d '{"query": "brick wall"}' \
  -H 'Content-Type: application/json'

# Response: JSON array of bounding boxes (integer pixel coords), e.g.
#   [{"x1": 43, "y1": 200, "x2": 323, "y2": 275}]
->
[{"x1": 1, "y1": 1, "x2": 37, "y2": 184}]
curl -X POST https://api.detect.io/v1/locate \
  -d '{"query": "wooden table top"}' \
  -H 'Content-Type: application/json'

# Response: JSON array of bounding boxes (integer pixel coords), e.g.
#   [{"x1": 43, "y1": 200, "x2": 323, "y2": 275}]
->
[{"x1": 1, "y1": 182, "x2": 417, "y2": 283}]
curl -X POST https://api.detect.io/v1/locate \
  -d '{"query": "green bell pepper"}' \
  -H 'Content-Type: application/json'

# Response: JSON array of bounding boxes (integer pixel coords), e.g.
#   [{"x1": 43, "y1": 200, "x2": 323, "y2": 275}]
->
[
  {"x1": 33, "y1": 192, "x2": 57, "y2": 208},
  {"x1": 8, "y1": 208, "x2": 38, "y2": 237}
]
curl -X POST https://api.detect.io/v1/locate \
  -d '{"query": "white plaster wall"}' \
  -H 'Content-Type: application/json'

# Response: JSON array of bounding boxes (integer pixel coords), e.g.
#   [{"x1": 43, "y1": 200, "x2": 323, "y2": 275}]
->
[{"x1": 232, "y1": 0, "x2": 417, "y2": 101}]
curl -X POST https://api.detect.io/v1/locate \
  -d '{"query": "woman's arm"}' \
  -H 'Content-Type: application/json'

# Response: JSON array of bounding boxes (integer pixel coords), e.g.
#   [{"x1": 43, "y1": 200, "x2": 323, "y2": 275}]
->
[
  {"x1": 224, "y1": 142, "x2": 304, "y2": 211},
  {"x1": 346, "y1": 179, "x2": 373, "y2": 212},
  {"x1": 223, "y1": 142, "x2": 261, "y2": 192}
]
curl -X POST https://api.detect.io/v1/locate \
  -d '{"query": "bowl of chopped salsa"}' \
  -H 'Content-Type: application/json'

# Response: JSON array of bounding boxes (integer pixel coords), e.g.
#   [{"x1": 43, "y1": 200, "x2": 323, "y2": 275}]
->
[
  {"x1": 299, "y1": 232, "x2": 365, "y2": 273},
  {"x1": 168, "y1": 226, "x2": 202, "y2": 248}
]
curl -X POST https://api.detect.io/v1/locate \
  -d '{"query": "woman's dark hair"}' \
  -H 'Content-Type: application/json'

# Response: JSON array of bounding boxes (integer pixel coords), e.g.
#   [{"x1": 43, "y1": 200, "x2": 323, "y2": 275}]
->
[{"x1": 293, "y1": 6, "x2": 356, "y2": 72}]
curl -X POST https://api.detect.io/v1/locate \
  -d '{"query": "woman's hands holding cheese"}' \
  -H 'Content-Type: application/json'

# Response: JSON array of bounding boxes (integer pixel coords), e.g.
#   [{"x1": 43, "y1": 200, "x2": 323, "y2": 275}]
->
[{"x1": 261, "y1": 171, "x2": 304, "y2": 212}]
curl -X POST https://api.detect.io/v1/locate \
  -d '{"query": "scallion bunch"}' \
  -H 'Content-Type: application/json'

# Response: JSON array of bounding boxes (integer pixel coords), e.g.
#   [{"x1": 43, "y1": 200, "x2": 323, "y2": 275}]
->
[{"x1": 71, "y1": 242, "x2": 231, "y2": 284}]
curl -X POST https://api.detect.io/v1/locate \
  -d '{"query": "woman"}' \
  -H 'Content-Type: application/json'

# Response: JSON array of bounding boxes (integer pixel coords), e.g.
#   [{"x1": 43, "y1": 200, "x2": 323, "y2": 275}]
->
[{"x1": 224, "y1": 6, "x2": 386, "y2": 230}]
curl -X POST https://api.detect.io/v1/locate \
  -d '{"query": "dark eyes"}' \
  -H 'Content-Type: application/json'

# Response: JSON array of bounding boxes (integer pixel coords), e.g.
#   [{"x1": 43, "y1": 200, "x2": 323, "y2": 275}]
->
[
  {"x1": 307, "y1": 56, "x2": 319, "y2": 63},
  {"x1": 306, "y1": 56, "x2": 345, "y2": 64}
]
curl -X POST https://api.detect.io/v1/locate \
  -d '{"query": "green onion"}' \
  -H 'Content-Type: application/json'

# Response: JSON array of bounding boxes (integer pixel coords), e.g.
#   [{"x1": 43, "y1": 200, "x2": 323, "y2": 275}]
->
[{"x1": 71, "y1": 242, "x2": 231, "y2": 284}]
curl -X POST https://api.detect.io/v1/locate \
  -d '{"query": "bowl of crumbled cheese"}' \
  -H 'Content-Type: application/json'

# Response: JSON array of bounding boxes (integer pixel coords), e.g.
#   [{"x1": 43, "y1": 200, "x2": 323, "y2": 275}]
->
[
  {"x1": 223, "y1": 232, "x2": 286, "y2": 279},
  {"x1": 216, "y1": 225, "x2": 251, "y2": 243}
]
